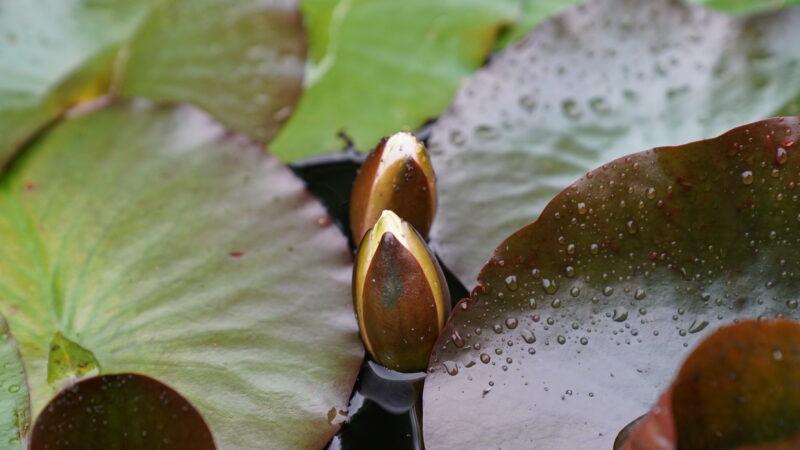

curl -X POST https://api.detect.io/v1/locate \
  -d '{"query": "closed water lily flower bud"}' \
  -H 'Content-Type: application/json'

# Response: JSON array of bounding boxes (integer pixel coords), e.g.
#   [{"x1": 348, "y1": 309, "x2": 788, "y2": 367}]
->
[
  {"x1": 353, "y1": 210, "x2": 450, "y2": 372},
  {"x1": 350, "y1": 132, "x2": 437, "y2": 243}
]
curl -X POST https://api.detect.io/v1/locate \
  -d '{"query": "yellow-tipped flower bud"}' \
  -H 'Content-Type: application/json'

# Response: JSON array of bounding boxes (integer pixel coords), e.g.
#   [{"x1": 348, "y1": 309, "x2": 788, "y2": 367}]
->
[
  {"x1": 349, "y1": 132, "x2": 437, "y2": 243},
  {"x1": 353, "y1": 210, "x2": 451, "y2": 372}
]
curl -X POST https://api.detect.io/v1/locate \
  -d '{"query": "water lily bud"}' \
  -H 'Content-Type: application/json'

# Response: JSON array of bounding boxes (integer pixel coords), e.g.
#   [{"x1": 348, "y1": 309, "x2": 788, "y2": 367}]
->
[
  {"x1": 353, "y1": 210, "x2": 450, "y2": 372},
  {"x1": 350, "y1": 132, "x2": 437, "y2": 243}
]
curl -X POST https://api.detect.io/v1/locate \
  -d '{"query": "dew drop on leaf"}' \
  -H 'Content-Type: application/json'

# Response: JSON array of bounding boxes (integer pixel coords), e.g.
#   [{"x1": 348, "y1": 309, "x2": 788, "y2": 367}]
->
[
  {"x1": 505, "y1": 317, "x2": 518, "y2": 329},
  {"x1": 542, "y1": 278, "x2": 559, "y2": 294},
  {"x1": 776, "y1": 147, "x2": 788, "y2": 164}
]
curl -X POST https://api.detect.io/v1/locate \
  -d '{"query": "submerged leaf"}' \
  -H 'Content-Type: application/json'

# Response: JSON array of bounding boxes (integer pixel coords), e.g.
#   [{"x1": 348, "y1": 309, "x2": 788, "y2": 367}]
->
[
  {"x1": 427, "y1": 0, "x2": 800, "y2": 285},
  {"x1": 423, "y1": 117, "x2": 800, "y2": 449},
  {"x1": 0, "y1": 103, "x2": 362, "y2": 449}
]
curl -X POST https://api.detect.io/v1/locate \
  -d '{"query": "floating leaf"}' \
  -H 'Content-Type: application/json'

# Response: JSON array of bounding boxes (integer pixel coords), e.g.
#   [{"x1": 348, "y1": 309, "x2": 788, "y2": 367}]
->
[
  {"x1": 269, "y1": 0, "x2": 517, "y2": 161},
  {"x1": 621, "y1": 319, "x2": 800, "y2": 449},
  {"x1": 30, "y1": 374, "x2": 214, "y2": 450},
  {"x1": 0, "y1": 0, "x2": 305, "y2": 164},
  {"x1": 427, "y1": 0, "x2": 800, "y2": 284},
  {"x1": 689, "y1": 0, "x2": 800, "y2": 14},
  {"x1": 0, "y1": 316, "x2": 29, "y2": 449},
  {"x1": 117, "y1": 0, "x2": 305, "y2": 143},
  {"x1": 0, "y1": 103, "x2": 362, "y2": 448},
  {"x1": 423, "y1": 117, "x2": 800, "y2": 448}
]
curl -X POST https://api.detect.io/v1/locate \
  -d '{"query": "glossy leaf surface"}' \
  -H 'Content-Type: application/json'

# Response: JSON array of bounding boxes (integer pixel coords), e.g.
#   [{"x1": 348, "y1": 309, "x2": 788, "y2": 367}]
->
[
  {"x1": 0, "y1": 103, "x2": 362, "y2": 449},
  {"x1": 30, "y1": 374, "x2": 214, "y2": 450},
  {"x1": 427, "y1": 0, "x2": 800, "y2": 285},
  {"x1": 424, "y1": 117, "x2": 800, "y2": 449},
  {"x1": 0, "y1": 316, "x2": 29, "y2": 449},
  {"x1": 0, "y1": 0, "x2": 305, "y2": 164},
  {"x1": 622, "y1": 319, "x2": 800, "y2": 449},
  {"x1": 269, "y1": 0, "x2": 517, "y2": 161}
]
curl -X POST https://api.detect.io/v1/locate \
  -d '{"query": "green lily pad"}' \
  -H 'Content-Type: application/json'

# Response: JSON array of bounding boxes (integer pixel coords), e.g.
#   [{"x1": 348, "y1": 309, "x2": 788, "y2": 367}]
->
[
  {"x1": 427, "y1": 0, "x2": 800, "y2": 285},
  {"x1": 268, "y1": 0, "x2": 518, "y2": 161},
  {"x1": 689, "y1": 0, "x2": 800, "y2": 14},
  {"x1": 0, "y1": 0, "x2": 305, "y2": 165},
  {"x1": 0, "y1": 316, "x2": 29, "y2": 449},
  {"x1": 621, "y1": 319, "x2": 800, "y2": 449},
  {"x1": 423, "y1": 117, "x2": 800, "y2": 448},
  {"x1": 0, "y1": 102, "x2": 362, "y2": 448}
]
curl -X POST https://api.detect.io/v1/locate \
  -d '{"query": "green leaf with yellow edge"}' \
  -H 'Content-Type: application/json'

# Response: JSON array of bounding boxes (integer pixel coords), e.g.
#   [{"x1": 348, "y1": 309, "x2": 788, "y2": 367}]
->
[
  {"x1": 0, "y1": 0, "x2": 305, "y2": 165},
  {"x1": 269, "y1": 0, "x2": 518, "y2": 161},
  {"x1": 0, "y1": 102, "x2": 362, "y2": 449},
  {"x1": 423, "y1": 117, "x2": 800, "y2": 449},
  {"x1": 0, "y1": 315, "x2": 29, "y2": 449}
]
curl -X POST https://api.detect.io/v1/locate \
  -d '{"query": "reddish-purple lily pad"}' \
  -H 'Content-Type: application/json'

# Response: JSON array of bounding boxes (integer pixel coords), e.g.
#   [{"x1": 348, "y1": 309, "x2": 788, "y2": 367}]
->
[
  {"x1": 424, "y1": 117, "x2": 800, "y2": 448},
  {"x1": 30, "y1": 374, "x2": 214, "y2": 450},
  {"x1": 621, "y1": 319, "x2": 800, "y2": 450},
  {"x1": 427, "y1": 0, "x2": 800, "y2": 286}
]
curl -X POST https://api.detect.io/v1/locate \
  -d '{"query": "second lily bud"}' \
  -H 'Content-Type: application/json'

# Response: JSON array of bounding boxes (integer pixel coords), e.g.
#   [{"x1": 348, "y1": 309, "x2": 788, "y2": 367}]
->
[
  {"x1": 349, "y1": 132, "x2": 437, "y2": 244},
  {"x1": 353, "y1": 210, "x2": 450, "y2": 372}
]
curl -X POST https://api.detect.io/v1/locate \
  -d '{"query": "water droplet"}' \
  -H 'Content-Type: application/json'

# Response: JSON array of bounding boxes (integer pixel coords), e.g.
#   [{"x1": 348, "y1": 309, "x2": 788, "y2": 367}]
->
[
  {"x1": 570, "y1": 287, "x2": 581, "y2": 297},
  {"x1": 580, "y1": 337, "x2": 589, "y2": 345},
  {"x1": 776, "y1": 147, "x2": 788, "y2": 164},
  {"x1": 557, "y1": 335, "x2": 566, "y2": 345},
  {"x1": 603, "y1": 286, "x2": 614, "y2": 296},
  {"x1": 542, "y1": 278, "x2": 559, "y2": 294},
  {"x1": 566, "y1": 244, "x2": 576, "y2": 255},
  {"x1": 529, "y1": 298, "x2": 538, "y2": 309},
  {"x1": 741, "y1": 170, "x2": 754, "y2": 185},
  {"x1": 565, "y1": 266, "x2": 575, "y2": 278},
  {"x1": 612, "y1": 308, "x2": 628, "y2": 322},
  {"x1": 577, "y1": 202, "x2": 588, "y2": 214},
  {"x1": 505, "y1": 275, "x2": 518, "y2": 291},
  {"x1": 562, "y1": 99, "x2": 582, "y2": 119},
  {"x1": 787, "y1": 299, "x2": 798, "y2": 309},
  {"x1": 451, "y1": 331, "x2": 464, "y2": 348},
  {"x1": 551, "y1": 298, "x2": 562, "y2": 308},
  {"x1": 475, "y1": 125, "x2": 498, "y2": 140},
  {"x1": 646, "y1": 187, "x2": 656, "y2": 199},
  {"x1": 7, "y1": 384, "x2": 19, "y2": 393},
  {"x1": 634, "y1": 289, "x2": 646, "y2": 300},
  {"x1": 590, "y1": 243, "x2": 599, "y2": 254},
  {"x1": 493, "y1": 324, "x2": 503, "y2": 334},
  {"x1": 519, "y1": 95, "x2": 537, "y2": 112},
  {"x1": 626, "y1": 220, "x2": 638, "y2": 234},
  {"x1": 520, "y1": 329, "x2": 536, "y2": 344},
  {"x1": 443, "y1": 361, "x2": 459, "y2": 376},
  {"x1": 773, "y1": 348, "x2": 783, "y2": 361},
  {"x1": 589, "y1": 97, "x2": 610, "y2": 114},
  {"x1": 449, "y1": 130, "x2": 466, "y2": 146},
  {"x1": 505, "y1": 317, "x2": 518, "y2": 329},
  {"x1": 480, "y1": 353, "x2": 491, "y2": 364}
]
